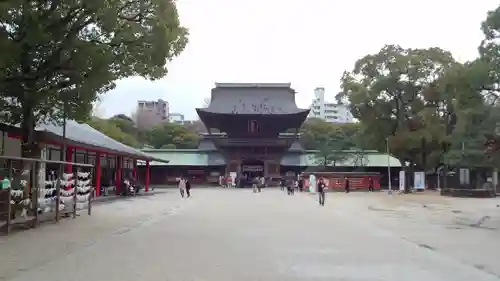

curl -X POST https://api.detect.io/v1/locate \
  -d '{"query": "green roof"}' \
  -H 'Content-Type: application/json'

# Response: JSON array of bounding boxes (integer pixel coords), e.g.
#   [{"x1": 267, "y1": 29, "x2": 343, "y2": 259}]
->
[
  {"x1": 140, "y1": 149, "x2": 401, "y2": 167},
  {"x1": 298, "y1": 151, "x2": 401, "y2": 167},
  {"x1": 142, "y1": 149, "x2": 223, "y2": 166}
]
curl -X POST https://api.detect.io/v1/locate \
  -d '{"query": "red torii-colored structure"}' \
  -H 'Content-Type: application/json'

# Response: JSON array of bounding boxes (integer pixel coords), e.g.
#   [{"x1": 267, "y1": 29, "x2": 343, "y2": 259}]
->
[{"x1": 3, "y1": 120, "x2": 167, "y2": 195}]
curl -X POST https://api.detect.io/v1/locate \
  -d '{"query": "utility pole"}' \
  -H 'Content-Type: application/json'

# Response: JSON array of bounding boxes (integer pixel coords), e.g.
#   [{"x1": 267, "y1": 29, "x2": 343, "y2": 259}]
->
[{"x1": 387, "y1": 137, "x2": 392, "y2": 195}]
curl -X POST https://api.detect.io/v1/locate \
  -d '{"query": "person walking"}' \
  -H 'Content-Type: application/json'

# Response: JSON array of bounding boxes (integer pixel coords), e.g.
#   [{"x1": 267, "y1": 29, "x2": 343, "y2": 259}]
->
[
  {"x1": 186, "y1": 177, "x2": 192, "y2": 197},
  {"x1": 317, "y1": 177, "x2": 326, "y2": 206},
  {"x1": 368, "y1": 177, "x2": 374, "y2": 192},
  {"x1": 258, "y1": 176, "x2": 264, "y2": 192},
  {"x1": 178, "y1": 176, "x2": 187, "y2": 198},
  {"x1": 252, "y1": 176, "x2": 258, "y2": 193},
  {"x1": 344, "y1": 176, "x2": 350, "y2": 193}
]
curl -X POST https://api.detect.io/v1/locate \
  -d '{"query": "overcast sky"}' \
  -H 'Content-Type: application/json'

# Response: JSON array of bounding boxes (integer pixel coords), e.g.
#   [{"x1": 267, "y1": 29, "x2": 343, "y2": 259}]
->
[{"x1": 97, "y1": 0, "x2": 500, "y2": 120}]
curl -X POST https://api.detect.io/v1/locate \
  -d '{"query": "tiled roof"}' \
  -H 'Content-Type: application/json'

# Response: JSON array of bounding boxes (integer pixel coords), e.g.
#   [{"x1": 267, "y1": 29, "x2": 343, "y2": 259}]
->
[
  {"x1": 36, "y1": 120, "x2": 162, "y2": 161},
  {"x1": 140, "y1": 149, "x2": 401, "y2": 167},
  {"x1": 141, "y1": 149, "x2": 225, "y2": 166}
]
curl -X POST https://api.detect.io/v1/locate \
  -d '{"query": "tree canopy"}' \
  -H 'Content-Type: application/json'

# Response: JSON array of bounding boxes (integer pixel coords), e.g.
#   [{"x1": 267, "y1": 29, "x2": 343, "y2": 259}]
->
[
  {"x1": 299, "y1": 118, "x2": 368, "y2": 169},
  {"x1": 147, "y1": 122, "x2": 199, "y2": 149},
  {"x1": 0, "y1": 0, "x2": 188, "y2": 157},
  {"x1": 87, "y1": 115, "x2": 200, "y2": 149},
  {"x1": 338, "y1": 45, "x2": 458, "y2": 171},
  {"x1": 330, "y1": 4, "x2": 500, "y2": 190}
]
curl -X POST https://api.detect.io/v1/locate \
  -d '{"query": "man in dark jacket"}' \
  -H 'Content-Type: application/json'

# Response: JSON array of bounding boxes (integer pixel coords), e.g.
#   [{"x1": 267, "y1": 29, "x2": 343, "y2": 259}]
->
[
  {"x1": 186, "y1": 177, "x2": 192, "y2": 197},
  {"x1": 344, "y1": 176, "x2": 350, "y2": 193},
  {"x1": 317, "y1": 177, "x2": 326, "y2": 206}
]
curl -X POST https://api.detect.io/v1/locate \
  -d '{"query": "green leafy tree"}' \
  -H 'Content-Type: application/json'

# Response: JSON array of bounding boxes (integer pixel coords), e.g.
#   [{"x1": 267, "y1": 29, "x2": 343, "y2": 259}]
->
[
  {"x1": 0, "y1": 0, "x2": 188, "y2": 161},
  {"x1": 147, "y1": 122, "x2": 199, "y2": 149},
  {"x1": 300, "y1": 118, "x2": 361, "y2": 150},
  {"x1": 337, "y1": 45, "x2": 460, "y2": 191},
  {"x1": 88, "y1": 117, "x2": 140, "y2": 148},
  {"x1": 338, "y1": 45, "x2": 458, "y2": 170},
  {"x1": 109, "y1": 114, "x2": 148, "y2": 145},
  {"x1": 474, "y1": 5, "x2": 500, "y2": 158},
  {"x1": 299, "y1": 118, "x2": 349, "y2": 169}
]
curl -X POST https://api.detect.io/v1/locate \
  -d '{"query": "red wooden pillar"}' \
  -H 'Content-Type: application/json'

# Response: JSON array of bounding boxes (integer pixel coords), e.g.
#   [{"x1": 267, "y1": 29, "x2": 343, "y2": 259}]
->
[
  {"x1": 95, "y1": 152, "x2": 102, "y2": 197},
  {"x1": 145, "y1": 160, "x2": 150, "y2": 192},
  {"x1": 115, "y1": 156, "x2": 122, "y2": 193},
  {"x1": 65, "y1": 147, "x2": 73, "y2": 173},
  {"x1": 133, "y1": 159, "x2": 137, "y2": 178}
]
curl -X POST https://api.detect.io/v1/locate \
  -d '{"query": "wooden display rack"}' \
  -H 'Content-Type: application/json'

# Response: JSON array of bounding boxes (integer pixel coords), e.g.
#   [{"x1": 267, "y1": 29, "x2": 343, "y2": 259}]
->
[{"x1": 0, "y1": 156, "x2": 94, "y2": 235}]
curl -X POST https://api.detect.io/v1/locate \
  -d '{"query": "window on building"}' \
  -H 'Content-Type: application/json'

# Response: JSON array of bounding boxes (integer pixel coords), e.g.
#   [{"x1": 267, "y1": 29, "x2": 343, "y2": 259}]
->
[{"x1": 247, "y1": 120, "x2": 260, "y2": 133}]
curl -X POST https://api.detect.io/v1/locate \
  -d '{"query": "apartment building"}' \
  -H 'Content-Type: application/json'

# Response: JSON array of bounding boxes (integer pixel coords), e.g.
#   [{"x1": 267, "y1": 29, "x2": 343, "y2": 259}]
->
[
  {"x1": 309, "y1": 87, "x2": 354, "y2": 123},
  {"x1": 135, "y1": 99, "x2": 169, "y2": 130}
]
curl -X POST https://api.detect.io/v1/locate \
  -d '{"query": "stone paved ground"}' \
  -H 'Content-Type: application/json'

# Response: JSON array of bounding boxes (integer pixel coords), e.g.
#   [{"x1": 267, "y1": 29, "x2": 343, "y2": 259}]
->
[{"x1": 1, "y1": 188, "x2": 500, "y2": 281}]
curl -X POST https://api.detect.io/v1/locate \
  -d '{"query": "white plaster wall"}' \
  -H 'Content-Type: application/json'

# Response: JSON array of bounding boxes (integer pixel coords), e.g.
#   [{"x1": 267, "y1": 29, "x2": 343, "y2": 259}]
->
[
  {"x1": 47, "y1": 145, "x2": 61, "y2": 161},
  {"x1": 0, "y1": 130, "x2": 21, "y2": 157}
]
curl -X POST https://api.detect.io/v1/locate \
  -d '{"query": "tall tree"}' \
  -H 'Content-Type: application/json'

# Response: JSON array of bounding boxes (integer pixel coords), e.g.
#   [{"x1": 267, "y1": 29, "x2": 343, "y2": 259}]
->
[
  {"x1": 475, "y1": 5, "x2": 500, "y2": 155},
  {"x1": 337, "y1": 45, "x2": 458, "y2": 189},
  {"x1": 0, "y1": 0, "x2": 188, "y2": 161}
]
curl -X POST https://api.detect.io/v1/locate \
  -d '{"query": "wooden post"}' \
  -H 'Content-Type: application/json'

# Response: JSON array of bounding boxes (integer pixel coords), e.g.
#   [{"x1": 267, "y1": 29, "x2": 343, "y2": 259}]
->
[
  {"x1": 95, "y1": 152, "x2": 101, "y2": 197},
  {"x1": 88, "y1": 179, "x2": 92, "y2": 216},
  {"x1": 145, "y1": 161, "x2": 150, "y2": 192},
  {"x1": 6, "y1": 159, "x2": 12, "y2": 234},
  {"x1": 32, "y1": 161, "x2": 39, "y2": 228},
  {"x1": 72, "y1": 168, "x2": 78, "y2": 219},
  {"x1": 55, "y1": 163, "x2": 62, "y2": 222}
]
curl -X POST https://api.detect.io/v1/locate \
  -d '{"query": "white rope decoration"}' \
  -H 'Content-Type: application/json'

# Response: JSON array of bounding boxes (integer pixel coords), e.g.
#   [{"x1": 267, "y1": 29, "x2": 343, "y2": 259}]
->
[
  {"x1": 77, "y1": 171, "x2": 90, "y2": 178},
  {"x1": 44, "y1": 180, "x2": 55, "y2": 186},
  {"x1": 77, "y1": 186, "x2": 91, "y2": 193},
  {"x1": 34, "y1": 171, "x2": 92, "y2": 214},
  {"x1": 10, "y1": 190, "x2": 24, "y2": 197},
  {"x1": 60, "y1": 179, "x2": 75, "y2": 187},
  {"x1": 77, "y1": 179, "x2": 90, "y2": 187},
  {"x1": 39, "y1": 188, "x2": 56, "y2": 196},
  {"x1": 60, "y1": 188, "x2": 74, "y2": 196}
]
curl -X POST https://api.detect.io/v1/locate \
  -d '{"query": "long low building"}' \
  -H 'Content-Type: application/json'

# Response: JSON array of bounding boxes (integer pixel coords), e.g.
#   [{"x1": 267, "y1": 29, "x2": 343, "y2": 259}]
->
[
  {"x1": 138, "y1": 140, "x2": 402, "y2": 186},
  {"x1": 0, "y1": 120, "x2": 167, "y2": 196}
]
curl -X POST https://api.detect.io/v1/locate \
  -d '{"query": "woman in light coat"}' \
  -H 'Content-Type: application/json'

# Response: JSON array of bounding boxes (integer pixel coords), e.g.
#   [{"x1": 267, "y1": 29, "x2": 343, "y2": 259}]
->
[{"x1": 178, "y1": 177, "x2": 187, "y2": 198}]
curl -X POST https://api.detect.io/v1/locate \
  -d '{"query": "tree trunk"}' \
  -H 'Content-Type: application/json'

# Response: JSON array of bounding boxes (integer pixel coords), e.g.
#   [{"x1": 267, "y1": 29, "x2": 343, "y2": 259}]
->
[{"x1": 18, "y1": 106, "x2": 42, "y2": 198}]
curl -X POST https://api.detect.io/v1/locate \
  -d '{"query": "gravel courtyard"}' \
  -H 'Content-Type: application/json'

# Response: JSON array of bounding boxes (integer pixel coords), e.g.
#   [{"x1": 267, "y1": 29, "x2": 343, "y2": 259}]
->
[{"x1": 1, "y1": 188, "x2": 500, "y2": 281}]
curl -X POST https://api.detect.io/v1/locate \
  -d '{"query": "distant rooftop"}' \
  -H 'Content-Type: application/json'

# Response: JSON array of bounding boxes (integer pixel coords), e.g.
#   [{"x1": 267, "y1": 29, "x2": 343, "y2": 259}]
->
[{"x1": 215, "y1": 82, "x2": 293, "y2": 89}]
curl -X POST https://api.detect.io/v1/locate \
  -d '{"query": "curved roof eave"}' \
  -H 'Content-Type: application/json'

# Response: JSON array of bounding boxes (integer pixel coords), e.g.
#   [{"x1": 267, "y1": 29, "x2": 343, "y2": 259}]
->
[
  {"x1": 196, "y1": 107, "x2": 310, "y2": 116},
  {"x1": 36, "y1": 120, "x2": 169, "y2": 163}
]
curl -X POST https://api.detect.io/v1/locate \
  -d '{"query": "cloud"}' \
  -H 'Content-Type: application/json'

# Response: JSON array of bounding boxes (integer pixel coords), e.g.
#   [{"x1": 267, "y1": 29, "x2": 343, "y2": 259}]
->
[{"x1": 100, "y1": 0, "x2": 499, "y2": 120}]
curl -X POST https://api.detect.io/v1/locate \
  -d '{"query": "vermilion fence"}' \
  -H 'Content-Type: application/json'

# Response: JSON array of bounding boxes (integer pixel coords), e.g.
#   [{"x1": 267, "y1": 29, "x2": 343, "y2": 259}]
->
[{"x1": 301, "y1": 172, "x2": 381, "y2": 191}]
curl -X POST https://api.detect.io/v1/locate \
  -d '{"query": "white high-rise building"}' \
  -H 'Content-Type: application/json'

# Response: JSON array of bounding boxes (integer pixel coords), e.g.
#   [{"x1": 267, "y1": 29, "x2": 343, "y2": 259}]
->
[{"x1": 309, "y1": 87, "x2": 354, "y2": 123}]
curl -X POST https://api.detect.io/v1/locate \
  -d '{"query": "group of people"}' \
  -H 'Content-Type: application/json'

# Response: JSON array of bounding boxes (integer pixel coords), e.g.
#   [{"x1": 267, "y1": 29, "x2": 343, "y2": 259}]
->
[
  {"x1": 252, "y1": 176, "x2": 266, "y2": 193},
  {"x1": 177, "y1": 176, "x2": 192, "y2": 198},
  {"x1": 279, "y1": 178, "x2": 301, "y2": 195}
]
